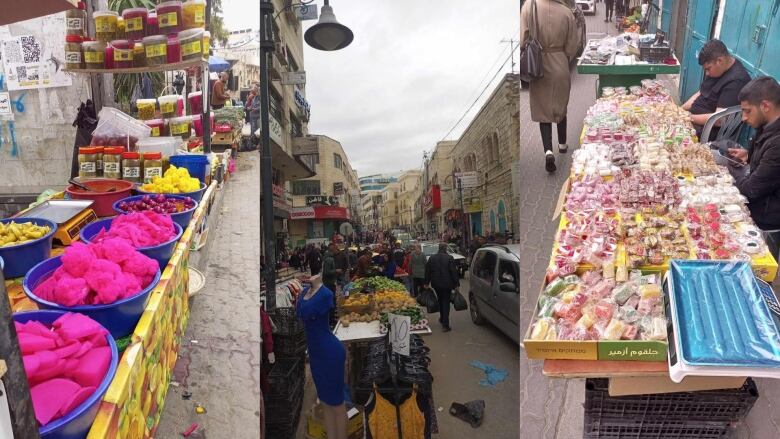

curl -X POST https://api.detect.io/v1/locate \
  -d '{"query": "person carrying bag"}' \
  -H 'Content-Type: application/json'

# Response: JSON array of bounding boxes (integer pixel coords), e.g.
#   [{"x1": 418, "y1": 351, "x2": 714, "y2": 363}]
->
[{"x1": 519, "y1": 0, "x2": 543, "y2": 83}]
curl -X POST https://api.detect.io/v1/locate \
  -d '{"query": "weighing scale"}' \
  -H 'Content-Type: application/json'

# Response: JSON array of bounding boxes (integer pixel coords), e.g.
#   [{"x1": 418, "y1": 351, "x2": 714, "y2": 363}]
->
[{"x1": 18, "y1": 200, "x2": 99, "y2": 245}]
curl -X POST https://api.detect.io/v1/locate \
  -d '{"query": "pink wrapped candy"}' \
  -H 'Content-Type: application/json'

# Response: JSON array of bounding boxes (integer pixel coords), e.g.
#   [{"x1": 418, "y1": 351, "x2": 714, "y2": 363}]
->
[{"x1": 92, "y1": 211, "x2": 176, "y2": 248}]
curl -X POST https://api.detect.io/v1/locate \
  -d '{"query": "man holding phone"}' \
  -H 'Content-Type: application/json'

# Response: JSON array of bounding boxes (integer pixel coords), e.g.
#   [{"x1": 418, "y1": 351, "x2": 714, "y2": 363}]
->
[{"x1": 724, "y1": 77, "x2": 780, "y2": 256}]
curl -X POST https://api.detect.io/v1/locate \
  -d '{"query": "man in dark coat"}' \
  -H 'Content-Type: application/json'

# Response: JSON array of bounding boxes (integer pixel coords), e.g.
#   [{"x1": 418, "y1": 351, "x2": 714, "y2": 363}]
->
[
  {"x1": 724, "y1": 77, "x2": 780, "y2": 257},
  {"x1": 308, "y1": 245, "x2": 323, "y2": 276},
  {"x1": 425, "y1": 243, "x2": 460, "y2": 332}
]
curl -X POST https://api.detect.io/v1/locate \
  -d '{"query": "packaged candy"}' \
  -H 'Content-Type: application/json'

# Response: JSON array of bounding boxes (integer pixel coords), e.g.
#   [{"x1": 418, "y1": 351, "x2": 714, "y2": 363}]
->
[
  {"x1": 544, "y1": 277, "x2": 566, "y2": 296},
  {"x1": 612, "y1": 283, "x2": 635, "y2": 305},
  {"x1": 619, "y1": 304, "x2": 640, "y2": 323},
  {"x1": 601, "y1": 319, "x2": 627, "y2": 340},
  {"x1": 625, "y1": 294, "x2": 641, "y2": 310},
  {"x1": 561, "y1": 289, "x2": 578, "y2": 304},
  {"x1": 537, "y1": 296, "x2": 558, "y2": 318},
  {"x1": 576, "y1": 313, "x2": 595, "y2": 330},
  {"x1": 637, "y1": 296, "x2": 659, "y2": 316},
  {"x1": 594, "y1": 300, "x2": 615, "y2": 322},
  {"x1": 582, "y1": 270, "x2": 603, "y2": 286},
  {"x1": 641, "y1": 317, "x2": 667, "y2": 341},
  {"x1": 621, "y1": 323, "x2": 639, "y2": 340},
  {"x1": 530, "y1": 318, "x2": 555, "y2": 340},
  {"x1": 639, "y1": 284, "x2": 662, "y2": 299}
]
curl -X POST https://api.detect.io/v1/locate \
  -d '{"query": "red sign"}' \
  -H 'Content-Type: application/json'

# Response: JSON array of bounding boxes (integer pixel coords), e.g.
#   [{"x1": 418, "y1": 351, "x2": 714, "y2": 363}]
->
[
  {"x1": 290, "y1": 206, "x2": 350, "y2": 220},
  {"x1": 423, "y1": 185, "x2": 441, "y2": 213},
  {"x1": 272, "y1": 184, "x2": 285, "y2": 197}
]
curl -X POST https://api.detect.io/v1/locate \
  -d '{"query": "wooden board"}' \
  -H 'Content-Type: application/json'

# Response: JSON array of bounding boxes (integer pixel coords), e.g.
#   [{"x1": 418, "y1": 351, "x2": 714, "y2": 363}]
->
[
  {"x1": 65, "y1": 59, "x2": 206, "y2": 74},
  {"x1": 543, "y1": 359, "x2": 668, "y2": 378}
]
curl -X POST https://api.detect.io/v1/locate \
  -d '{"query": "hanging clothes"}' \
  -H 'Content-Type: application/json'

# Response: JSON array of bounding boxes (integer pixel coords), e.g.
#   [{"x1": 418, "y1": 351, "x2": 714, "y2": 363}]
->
[
  {"x1": 260, "y1": 305, "x2": 274, "y2": 394},
  {"x1": 366, "y1": 385, "x2": 425, "y2": 439}
]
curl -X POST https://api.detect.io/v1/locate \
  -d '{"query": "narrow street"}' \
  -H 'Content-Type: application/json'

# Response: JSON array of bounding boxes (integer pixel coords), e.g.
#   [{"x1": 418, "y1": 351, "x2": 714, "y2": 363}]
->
[
  {"x1": 156, "y1": 154, "x2": 263, "y2": 439},
  {"x1": 518, "y1": 10, "x2": 780, "y2": 439}
]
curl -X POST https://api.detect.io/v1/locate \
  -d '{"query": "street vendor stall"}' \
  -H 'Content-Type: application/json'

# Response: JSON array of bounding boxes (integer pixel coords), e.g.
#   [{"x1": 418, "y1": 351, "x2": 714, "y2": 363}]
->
[
  {"x1": 578, "y1": 33, "x2": 680, "y2": 97},
  {"x1": 522, "y1": 79, "x2": 780, "y2": 437}
]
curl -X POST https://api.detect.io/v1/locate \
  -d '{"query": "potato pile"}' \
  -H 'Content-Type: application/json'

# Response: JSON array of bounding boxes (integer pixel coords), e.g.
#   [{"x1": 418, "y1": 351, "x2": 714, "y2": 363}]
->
[
  {"x1": 0, "y1": 221, "x2": 51, "y2": 247},
  {"x1": 340, "y1": 311, "x2": 380, "y2": 327},
  {"x1": 374, "y1": 291, "x2": 417, "y2": 313},
  {"x1": 342, "y1": 293, "x2": 371, "y2": 307}
]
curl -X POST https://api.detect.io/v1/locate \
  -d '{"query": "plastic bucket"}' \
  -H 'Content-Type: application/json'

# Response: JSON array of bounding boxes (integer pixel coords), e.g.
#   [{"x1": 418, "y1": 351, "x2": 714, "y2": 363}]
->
[
  {"x1": 134, "y1": 181, "x2": 207, "y2": 203},
  {"x1": 0, "y1": 217, "x2": 57, "y2": 279},
  {"x1": 169, "y1": 154, "x2": 208, "y2": 183},
  {"x1": 65, "y1": 179, "x2": 135, "y2": 217},
  {"x1": 13, "y1": 310, "x2": 118, "y2": 439},
  {"x1": 112, "y1": 194, "x2": 198, "y2": 230},
  {"x1": 23, "y1": 256, "x2": 161, "y2": 339},
  {"x1": 79, "y1": 218, "x2": 184, "y2": 270}
]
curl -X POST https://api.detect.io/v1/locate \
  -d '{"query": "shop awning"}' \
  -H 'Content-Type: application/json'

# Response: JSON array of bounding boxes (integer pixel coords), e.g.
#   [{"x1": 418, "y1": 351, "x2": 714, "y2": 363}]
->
[
  {"x1": 0, "y1": 0, "x2": 76, "y2": 26},
  {"x1": 272, "y1": 141, "x2": 315, "y2": 180}
]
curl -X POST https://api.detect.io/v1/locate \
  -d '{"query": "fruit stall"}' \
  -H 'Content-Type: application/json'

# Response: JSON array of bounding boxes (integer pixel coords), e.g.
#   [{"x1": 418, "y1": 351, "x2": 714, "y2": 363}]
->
[
  {"x1": 0, "y1": 1, "x2": 239, "y2": 437},
  {"x1": 522, "y1": 79, "x2": 779, "y2": 437}
]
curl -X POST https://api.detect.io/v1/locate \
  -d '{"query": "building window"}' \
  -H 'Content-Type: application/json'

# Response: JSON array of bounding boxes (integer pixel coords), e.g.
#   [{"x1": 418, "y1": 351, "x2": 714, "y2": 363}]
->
[
  {"x1": 269, "y1": 89, "x2": 283, "y2": 122},
  {"x1": 290, "y1": 112, "x2": 303, "y2": 137},
  {"x1": 288, "y1": 53, "x2": 299, "y2": 72},
  {"x1": 292, "y1": 180, "x2": 321, "y2": 196},
  {"x1": 333, "y1": 153, "x2": 343, "y2": 170},
  {"x1": 492, "y1": 131, "x2": 500, "y2": 163}
]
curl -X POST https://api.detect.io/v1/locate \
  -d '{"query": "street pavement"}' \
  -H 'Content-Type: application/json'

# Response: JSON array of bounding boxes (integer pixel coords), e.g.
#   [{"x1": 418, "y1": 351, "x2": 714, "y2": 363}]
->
[
  {"x1": 296, "y1": 276, "x2": 520, "y2": 438},
  {"x1": 156, "y1": 154, "x2": 262, "y2": 439},
  {"x1": 519, "y1": 10, "x2": 780, "y2": 439}
]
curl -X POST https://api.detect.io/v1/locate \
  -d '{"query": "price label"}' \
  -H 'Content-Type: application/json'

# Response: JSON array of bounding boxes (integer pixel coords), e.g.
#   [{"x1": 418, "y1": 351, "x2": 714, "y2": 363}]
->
[
  {"x1": 114, "y1": 49, "x2": 132, "y2": 62},
  {"x1": 123, "y1": 166, "x2": 140, "y2": 178},
  {"x1": 146, "y1": 43, "x2": 166, "y2": 58},
  {"x1": 80, "y1": 162, "x2": 96, "y2": 173},
  {"x1": 194, "y1": 11, "x2": 205, "y2": 24},
  {"x1": 388, "y1": 313, "x2": 410, "y2": 356},
  {"x1": 84, "y1": 51, "x2": 104, "y2": 63},
  {"x1": 159, "y1": 12, "x2": 178, "y2": 28},
  {"x1": 65, "y1": 51, "x2": 82, "y2": 63},
  {"x1": 171, "y1": 122, "x2": 189, "y2": 135},
  {"x1": 103, "y1": 162, "x2": 120, "y2": 174},
  {"x1": 125, "y1": 17, "x2": 144, "y2": 32},
  {"x1": 151, "y1": 127, "x2": 160, "y2": 136},
  {"x1": 66, "y1": 18, "x2": 83, "y2": 32},
  {"x1": 182, "y1": 40, "x2": 202, "y2": 57}
]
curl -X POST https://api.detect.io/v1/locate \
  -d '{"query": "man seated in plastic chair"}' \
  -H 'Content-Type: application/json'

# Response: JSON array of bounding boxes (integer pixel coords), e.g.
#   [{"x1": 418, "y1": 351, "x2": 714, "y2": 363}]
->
[
  {"x1": 722, "y1": 77, "x2": 780, "y2": 260},
  {"x1": 682, "y1": 40, "x2": 751, "y2": 141}
]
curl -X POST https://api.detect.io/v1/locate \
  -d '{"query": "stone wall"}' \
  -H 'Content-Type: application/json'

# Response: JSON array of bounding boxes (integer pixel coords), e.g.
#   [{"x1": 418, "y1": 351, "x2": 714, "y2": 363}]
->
[
  {"x1": 0, "y1": 15, "x2": 93, "y2": 195},
  {"x1": 452, "y1": 73, "x2": 520, "y2": 237}
]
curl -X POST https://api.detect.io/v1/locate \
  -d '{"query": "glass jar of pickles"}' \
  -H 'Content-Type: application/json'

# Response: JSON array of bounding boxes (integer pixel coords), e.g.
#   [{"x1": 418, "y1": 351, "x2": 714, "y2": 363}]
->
[
  {"x1": 111, "y1": 40, "x2": 133, "y2": 68},
  {"x1": 122, "y1": 152, "x2": 142, "y2": 183},
  {"x1": 182, "y1": 0, "x2": 206, "y2": 29},
  {"x1": 64, "y1": 35, "x2": 83, "y2": 70},
  {"x1": 83, "y1": 39, "x2": 107, "y2": 69},
  {"x1": 143, "y1": 152, "x2": 163, "y2": 183},
  {"x1": 122, "y1": 7, "x2": 148, "y2": 41},
  {"x1": 136, "y1": 99, "x2": 157, "y2": 120},
  {"x1": 156, "y1": 1, "x2": 183, "y2": 34},
  {"x1": 78, "y1": 147, "x2": 98, "y2": 178},
  {"x1": 93, "y1": 10, "x2": 118, "y2": 42},
  {"x1": 94, "y1": 146, "x2": 104, "y2": 177},
  {"x1": 103, "y1": 147, "x2": 123, "y2": 179},
  {"x1": 169, "y1": 116, "x2": 191, "y2": 140},
  {"x1": 143, "y1": 35, "x2": 167, "y2": 66}
]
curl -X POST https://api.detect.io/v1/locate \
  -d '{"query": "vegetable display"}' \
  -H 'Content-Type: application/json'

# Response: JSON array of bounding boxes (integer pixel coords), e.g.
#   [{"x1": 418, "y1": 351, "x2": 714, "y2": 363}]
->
[
  {"x1": 349, "y1": 277, "x2": 407, "y2": 293},
  {"x1": 116, "y1": 195, "x2": 196, "y2": 215},
  {"x1": 0, "y1": 221, "x2": 51, "y2": 247}
]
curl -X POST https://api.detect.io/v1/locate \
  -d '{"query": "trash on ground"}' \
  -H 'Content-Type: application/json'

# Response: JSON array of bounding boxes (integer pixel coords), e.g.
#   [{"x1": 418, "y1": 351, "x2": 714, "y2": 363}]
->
[
  {"x1": 469, "y1": 361, "x2": 508, "y2": 387},
  {"x1": 450, "y1": 400, "x2": 486, "y2": 428},
  {"x1": 182, "y1": 423, "x2": 199, "y2": 437},
  {"x1": 195, "y1": 404, "x2": 206, "y2": 414}
]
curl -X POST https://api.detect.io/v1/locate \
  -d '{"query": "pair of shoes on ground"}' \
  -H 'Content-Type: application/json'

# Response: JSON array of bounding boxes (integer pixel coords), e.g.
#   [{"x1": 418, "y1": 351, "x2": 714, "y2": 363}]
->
[{"x1": 545, "y1": 144, "x2": 568, "y2": 173}]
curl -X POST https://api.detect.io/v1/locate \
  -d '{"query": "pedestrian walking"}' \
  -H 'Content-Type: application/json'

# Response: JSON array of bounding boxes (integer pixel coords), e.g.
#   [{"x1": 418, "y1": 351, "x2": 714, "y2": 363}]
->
[
  {"x1": 308, "y1": 246, "x2": 323, "y2": 276},
  {"x1": 247, "y1": 84, "x2": 260, "y2": 149},
  {"x1": 521, "y1": 0, "x2": 581, "y2": 173},
  {"x1": 409, "y1": 244, "x2": 427, "y2": 298},
  {"x1": 425, "y1": 243, "x2": 459, "y2": 332},
  {"x1": 604, "y1": 0, "x2": 614, "y2": 21}
]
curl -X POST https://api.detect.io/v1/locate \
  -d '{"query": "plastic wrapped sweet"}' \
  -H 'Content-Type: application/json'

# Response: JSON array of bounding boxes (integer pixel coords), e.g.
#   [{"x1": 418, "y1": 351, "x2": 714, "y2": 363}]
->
[
  {"x1": 615, "y1": 169, "x2": 682, "y2": 209},
  {"x1": 571, "y1": 143, "x2": 618, "y2": 177},
  {"x1": 565, "y1": 177, "x2": 618, "y2": 214},
  {"x1": 554, "y1": 212, "x2": 620, "y2": 269}
]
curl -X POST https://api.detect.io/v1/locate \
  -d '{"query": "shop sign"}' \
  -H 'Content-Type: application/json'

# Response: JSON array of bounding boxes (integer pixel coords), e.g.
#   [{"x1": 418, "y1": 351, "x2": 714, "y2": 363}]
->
[
  {"x1": 282, "y1": 71, "x2": 307, "y2": 85},
  {"x1": 423, "y1": 185, "x2": 441, "y2": 214},
  {"x1": 272, "y1": 184, "x2": 285, "y2": 197},
  {"x1": 268, "y1": 113, "x2": 284, "y2": 146},
  {"x1": 464, "y1": 197, "x2": 483, "y2": 213},
  {"x1": 291, "y1": 206, "x2": 315, "y2": 219},
  {"x1": 334, "y1": 182, "x2": 344, "y2": 195},
  {"x1": 295, "y1": 4, "x2": 318, "y2": 20},
  {"x1": 455, "y1": 171, "x2": 479, "y2": 189},
  {"x1": 294, "y1": 87, "x2": 311, "y2": 118},
  {"x1": 306, "y1": 195, "x2": 329, "y2": 206},
  {"x1": 315, "y1": 206, "x2": 350, "y2": 220},
  {"x1": 292, "y1": 135, "x2": 319, "y2": 155}
]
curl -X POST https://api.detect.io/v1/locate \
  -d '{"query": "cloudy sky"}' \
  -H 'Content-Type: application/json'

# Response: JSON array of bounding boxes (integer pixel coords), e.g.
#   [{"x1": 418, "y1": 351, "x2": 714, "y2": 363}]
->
[{"x1": 223, "y1": 0, "x2": 519, "y2": 176}]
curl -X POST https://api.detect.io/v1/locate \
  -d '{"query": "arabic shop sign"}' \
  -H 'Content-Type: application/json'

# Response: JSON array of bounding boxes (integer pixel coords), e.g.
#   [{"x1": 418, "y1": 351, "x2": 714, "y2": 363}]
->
[{"x1": 294, "y1": 87, "x2": 311, "y2": 118}]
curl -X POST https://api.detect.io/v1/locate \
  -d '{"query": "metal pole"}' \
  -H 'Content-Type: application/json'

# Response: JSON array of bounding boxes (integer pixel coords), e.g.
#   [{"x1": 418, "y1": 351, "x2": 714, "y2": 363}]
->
[
  {"x1": 202, "y1": 0, "x2": 212, "y2": 154},
  {"x1": 260, "y1": 0, "x2": 277, "y2": 309},
  {"x1": 458, "y1": 179, "x2": 466, "y2": 253}
]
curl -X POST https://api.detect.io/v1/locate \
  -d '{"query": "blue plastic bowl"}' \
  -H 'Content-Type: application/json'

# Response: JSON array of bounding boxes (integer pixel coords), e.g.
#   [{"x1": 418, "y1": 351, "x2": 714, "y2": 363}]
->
[
  {"x1": 134, "y1": 181, "x2": 207, "y2": 203},
  {"x1": 0, "y1": 217, "x2": 57, "y2": 279},
  {"x1": 13, "y1": 310, "x2": 118, "y2": 439},
  {"x1": 169, "y1": 154, "x2": 209, "y2": 183},
  {"x1": 79, "y1": 218, "x2": 184, "y2": 270},
  {"x1": 112, "y1": 194, "x2": 198, "y2": 231},
  {"x1": 22, "y1": 256, "x2": 160, "y2": 339}
]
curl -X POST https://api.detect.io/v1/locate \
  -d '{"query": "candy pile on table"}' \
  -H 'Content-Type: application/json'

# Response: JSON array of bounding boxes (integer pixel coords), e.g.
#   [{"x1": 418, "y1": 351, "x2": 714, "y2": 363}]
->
[
  {"x1": 531, "y1": 269, "x2": 667, "y2": 342},
  {"x1": 678, "y1": 174, "x2": 747, "y2": 208},
  {"x1": 91, "y1": 211, "x2": 176, "y2": 248},
  {"x1": 686, "y1": 205, "x2": 764, "y2": 260},
  {"x1": 623, "y1": 209, "x2": 690, "y2": 268},
  {"x1": 672, "y1": 143, "x2": 720, "y2": 176},
  {"x1": 565, "y1": 177, "x2": 619, "y2": 214},
  {"x1": 552, "y1": 213, "x2": 620, "y2": 276},
  {"x1": 614, "y1": 169, "x2": 681, "y2": 210},
  {"x1": 16, "y1": 313, "x2": 112, "y2": 426},
  {"x1": 34, "y1": 240, "x2": 158, "y2": 306}
]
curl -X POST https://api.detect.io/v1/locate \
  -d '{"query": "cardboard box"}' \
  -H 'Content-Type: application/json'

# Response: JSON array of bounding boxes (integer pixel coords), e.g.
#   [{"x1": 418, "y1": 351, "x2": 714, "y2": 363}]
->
[
  {"x1": 608, "y1": 375, "x2": 746, "y2": 396},
  {"x1": 306, "y1": 402, "x2": 364, "y2": 439},
  {"x1": 212, "y1": 131, "x2": 235, "y2": 145}
]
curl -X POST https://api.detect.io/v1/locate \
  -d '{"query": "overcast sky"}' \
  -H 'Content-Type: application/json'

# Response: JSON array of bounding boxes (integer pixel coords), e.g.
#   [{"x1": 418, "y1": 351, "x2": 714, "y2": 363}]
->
[{"x1": 222, "y1": 0, "x2": 519, "y2": 176}]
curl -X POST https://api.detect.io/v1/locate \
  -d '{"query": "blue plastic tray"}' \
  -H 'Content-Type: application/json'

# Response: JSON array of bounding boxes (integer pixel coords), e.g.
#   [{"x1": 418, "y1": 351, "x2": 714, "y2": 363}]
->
[{"x1": 668, "y1": 260, "x2": 780, "y2": 368}]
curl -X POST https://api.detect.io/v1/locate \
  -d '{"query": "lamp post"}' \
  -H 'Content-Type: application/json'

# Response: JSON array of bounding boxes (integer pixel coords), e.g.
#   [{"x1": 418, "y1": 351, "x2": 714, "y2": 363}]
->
[{"x1": 259, "y1": 0, "x2": 352, "y2": 310}]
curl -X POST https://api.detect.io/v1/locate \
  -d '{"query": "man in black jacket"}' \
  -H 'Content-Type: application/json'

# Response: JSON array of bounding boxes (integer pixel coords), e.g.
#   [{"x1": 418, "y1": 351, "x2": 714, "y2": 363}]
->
[
  {"x1": 425, "y1": 243, "x2": 460, "y2": 332},
  {"x1": 726, "y1": 77, "x2": 780, "y2": 257}
]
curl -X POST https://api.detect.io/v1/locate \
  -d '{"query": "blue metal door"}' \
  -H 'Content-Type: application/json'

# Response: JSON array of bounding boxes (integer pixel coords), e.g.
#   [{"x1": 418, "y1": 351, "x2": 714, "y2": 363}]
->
[
  {"x1": 680, "y1": 0, "x2": 718, "y2": 101},
  {"x1": 660, "y1": 0, "x2": 674, "y2": 33},
  {"x1": 718, "y1": 0, "x2": 775, "y2": 76},
  {"x1": 750, "y1": 0, "x2": 780, "y2": 78},
  {"x1": 470, "y1": 213, "x2": 482, "y2": 237}
]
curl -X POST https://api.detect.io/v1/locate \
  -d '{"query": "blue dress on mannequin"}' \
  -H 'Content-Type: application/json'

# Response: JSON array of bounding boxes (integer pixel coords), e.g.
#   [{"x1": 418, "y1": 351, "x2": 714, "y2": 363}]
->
[{"x1": 297, "y1": 284, "x2": 346, "y2": 406}]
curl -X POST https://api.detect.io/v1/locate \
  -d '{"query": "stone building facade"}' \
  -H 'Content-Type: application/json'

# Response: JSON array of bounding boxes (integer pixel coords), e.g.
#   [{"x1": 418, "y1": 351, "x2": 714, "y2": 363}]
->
[{"x1": 452, "y1": 73, "x2": 520, "y2": 240}]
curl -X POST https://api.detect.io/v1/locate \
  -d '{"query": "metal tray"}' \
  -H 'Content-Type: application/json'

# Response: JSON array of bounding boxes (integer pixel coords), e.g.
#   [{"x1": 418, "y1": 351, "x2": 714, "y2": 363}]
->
[
  {"x1": 668, "y1": 260, "x2": 780, "y2": 368},
  {"x1": 19, "y1": 200, "x2": 94, "y2": 224}
]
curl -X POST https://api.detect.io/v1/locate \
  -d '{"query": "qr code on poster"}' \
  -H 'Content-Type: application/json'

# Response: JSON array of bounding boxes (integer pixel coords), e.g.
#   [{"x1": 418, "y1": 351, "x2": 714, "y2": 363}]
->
[
  {"x1": 15, "y1": 66, "x2": 27, "y2": 80},
  {"x1": 2, "y1": 40, "x2": 23, "y2": 63},
  {"x1": 20, "y1": 36, "x2": 41, "y2": 63}
]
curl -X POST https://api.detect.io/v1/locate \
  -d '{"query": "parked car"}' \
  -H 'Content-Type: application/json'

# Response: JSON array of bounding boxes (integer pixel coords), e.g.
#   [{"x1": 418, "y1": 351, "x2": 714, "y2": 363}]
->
[
  {"x1": 576, "y1": 0, "x2": 597, "y2": 15},
  {"x1": 468, "y1": 244, "x2": 520, "y2": 344},
  {"x1": 420, "y1": 242, "x2": 468, "y2": 278}
]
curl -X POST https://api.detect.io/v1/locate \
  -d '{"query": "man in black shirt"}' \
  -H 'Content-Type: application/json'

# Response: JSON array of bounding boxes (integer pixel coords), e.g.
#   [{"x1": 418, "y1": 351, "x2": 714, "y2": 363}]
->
[{"x1": 682, "y1": 40, "x2": 751, "y2": 140}]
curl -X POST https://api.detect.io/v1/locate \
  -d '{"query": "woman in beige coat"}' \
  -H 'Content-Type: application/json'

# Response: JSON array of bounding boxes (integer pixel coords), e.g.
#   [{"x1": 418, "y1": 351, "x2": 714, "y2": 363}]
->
[{"x1": 520, "y1": 0, "x2": 581, "y2": 172}]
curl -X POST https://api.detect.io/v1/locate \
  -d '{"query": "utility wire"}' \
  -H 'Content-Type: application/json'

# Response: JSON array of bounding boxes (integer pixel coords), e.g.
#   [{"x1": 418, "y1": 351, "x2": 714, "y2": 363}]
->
[{"x1": 440, "y1": 41, "x2": 520, "y2": 141}]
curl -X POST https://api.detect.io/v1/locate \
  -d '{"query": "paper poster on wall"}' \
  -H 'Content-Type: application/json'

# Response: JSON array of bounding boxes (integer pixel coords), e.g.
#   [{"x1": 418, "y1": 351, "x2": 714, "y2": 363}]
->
[
  {"x1": 0, "y1": 92, "x2": 13, "y2": 121},
  {"x1": 1, "y1": 34, "x2": 72, "y2": 90}
]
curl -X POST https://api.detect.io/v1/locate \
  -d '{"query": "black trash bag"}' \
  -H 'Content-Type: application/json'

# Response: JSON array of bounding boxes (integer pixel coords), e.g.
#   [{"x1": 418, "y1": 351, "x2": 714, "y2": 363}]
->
[
  {"x1": 416, "y1": 287, "x2": 439, "y2": 314},
  {"x1": 450, "y1": 400, "x2": 485, "y2": 428},
  {"x1": 70, "y1": 99, "x2": 98, "y2": 178},
  {"x1": 452, "y1": 288, "x2": 467, "y2": 311}
]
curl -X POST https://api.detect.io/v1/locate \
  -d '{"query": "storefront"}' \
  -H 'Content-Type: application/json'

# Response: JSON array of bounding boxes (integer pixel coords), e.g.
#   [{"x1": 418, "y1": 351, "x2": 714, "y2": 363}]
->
[
  {"x1": 464, "y1": 196, "x2": 483, "y2": 239},
  {"x1": 422, "y1": 185, "x2": 442, "y2": 237},
  {"x1": 289, "y1": 205, "x2": 351, "y2": 246}
]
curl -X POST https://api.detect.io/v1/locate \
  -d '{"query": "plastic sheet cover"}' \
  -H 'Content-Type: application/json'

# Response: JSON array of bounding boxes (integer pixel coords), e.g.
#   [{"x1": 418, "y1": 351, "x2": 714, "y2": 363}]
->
[{"x1": 668, "y1": 260, "x2": 780, "y2": 368}]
